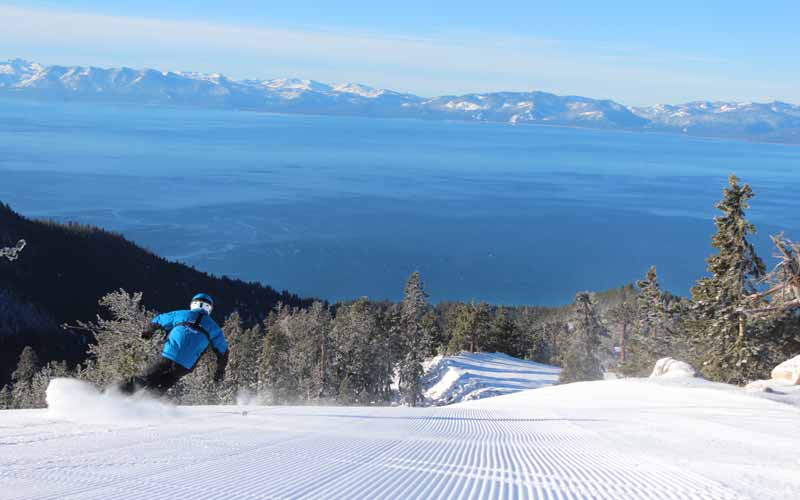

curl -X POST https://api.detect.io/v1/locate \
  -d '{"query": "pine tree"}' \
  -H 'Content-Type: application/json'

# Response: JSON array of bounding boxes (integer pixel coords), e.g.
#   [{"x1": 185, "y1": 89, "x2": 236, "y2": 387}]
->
[
  {"x1": 637, "y1": 266, "x2": 667, "y2": 338},
  {"x1": 10, "y1": 346, "x2": 41, "y2": 408},
  {"x1": 398, "y1": 351, "x2": 423, "y2": 406},
  {"x1": 508, "y1": 308, "x2": 536, "y2": 360},
  {"x1": 217, "y1": 312, "x2": 245, "y2": 403},
  {"x1": 4, "y1": 355, "x2": 70, "y2": 410},
  {"x1": 420, "y1": 310, "x2": 443, "y2": 356},
  {"x1": 379, "y1": 304, "x2": 405, "y2": 400},
  {"x1": 559, "y1": 293, "x2": 604, "y2": 384},
  {"x1": 401, "y1": 272, "x2": 433, "y2": 355},
  {"x1": 606, "y1": 299, "x2": 637, "y2": 364},
  {"x1": 0, "y1": 385, "x2": 11, "y2": 409},
  {"x1": 513, "y1": 307, "x2": 561, "y2": 365},
  {"x1": 259, "y1": 307, "x2": 295, "y2": 404},
  {"x1": 398, "y1": 272, "x2": 433, "y2": 406},
  {"x1": 616, "y1": 267, "x2": 689, "y2": 376},
  {"x1": 338, "y1": 374, "x2": 356, "y2": 405},
  {"x1": 289, "y1": 302, "x2": 333, "y2": 401},
  {"x1": 486, "y1": 306, "x2": 518, "y2": 355},
  {"x1": 75, "y1": 290, "x2": 158, "y2": 387},
  {"x1": 690, "y1": 175, "x2": 767, "y2": 383},
  {"x1": 447, "y1": 301, "x2": 491, "y2": 354},
  {"x1": 330, "y1": 298, "x2": 381, "y2": 404},
  {"x1": 619, "y1": 267, "x2": 670, "y2": 376},
  {"x1": 220, "y1": 312, "x2": 263, "y2": 403},
  {"x1": 179, "y1": 352, "x2": 220, "y2": 405},
  {"x1": 25, "y1": 360, "x2": 73, "y2": 408},
  {"x1": 525, "y1": 320, "x2": 565, "y2": 365},
  {"x1": 446, "y1": 303, "x2": 471, "y2": 354}
]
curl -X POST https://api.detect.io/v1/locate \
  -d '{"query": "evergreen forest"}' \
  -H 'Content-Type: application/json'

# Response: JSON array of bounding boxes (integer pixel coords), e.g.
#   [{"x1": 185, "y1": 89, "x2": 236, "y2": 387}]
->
[{"x1": 2, "y1": 175, "x2": 799, "y2": 409}]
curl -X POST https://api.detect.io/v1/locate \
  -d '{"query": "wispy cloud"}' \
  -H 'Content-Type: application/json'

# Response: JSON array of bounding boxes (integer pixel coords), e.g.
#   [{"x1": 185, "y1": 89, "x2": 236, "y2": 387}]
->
[{"x1": 0, "y1": 5, "x2": 794, "y2": 105}]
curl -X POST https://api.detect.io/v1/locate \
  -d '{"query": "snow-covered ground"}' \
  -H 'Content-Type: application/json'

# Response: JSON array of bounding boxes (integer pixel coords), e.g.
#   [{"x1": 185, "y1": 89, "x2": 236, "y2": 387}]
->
[
  {"x1": 2, "y1": 376, "x2": 799, "y2": 499},
  {"x1": 422, "y1": 353, "x2": 560, "y2": 405}
]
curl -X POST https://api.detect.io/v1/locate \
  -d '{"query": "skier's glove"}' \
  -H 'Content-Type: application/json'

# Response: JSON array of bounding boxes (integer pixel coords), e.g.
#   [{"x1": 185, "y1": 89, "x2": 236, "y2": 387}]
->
[{"x1": 141, "y1": 323, "x2": 159, "y2": 340}]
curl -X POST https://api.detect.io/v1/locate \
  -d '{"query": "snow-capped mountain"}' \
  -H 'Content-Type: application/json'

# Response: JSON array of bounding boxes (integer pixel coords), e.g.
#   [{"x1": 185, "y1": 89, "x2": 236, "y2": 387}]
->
[
  {"x1": 634, "y1": 101, "x2": 800, "y2": 141},
  {"x1": 332, "y1": 82, "x2": 383, "y2": 97},
  {"x1": 2, "y1": 59, "x2": 799, "y2": 142},
  {"x1": 260, "y1": 78, "x2": 330, "y2": 93},
  {"x1": 411, "y1": 91, "x2": 648, "y2": 128}
]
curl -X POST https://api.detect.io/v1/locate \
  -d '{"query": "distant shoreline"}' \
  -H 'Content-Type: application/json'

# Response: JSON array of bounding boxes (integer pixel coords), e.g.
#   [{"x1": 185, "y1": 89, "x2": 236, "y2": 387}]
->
[
  {"x1": 2, "y1": 93, "x2": 799, "y2": 148},
  {"x1": 2, "y1": 58, "x2": 799, "y2": 146}
]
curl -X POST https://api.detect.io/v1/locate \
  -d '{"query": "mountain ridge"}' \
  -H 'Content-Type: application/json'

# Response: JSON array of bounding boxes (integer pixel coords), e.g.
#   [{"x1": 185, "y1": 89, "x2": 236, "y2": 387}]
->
[{"x1": 2, "y1": 58, "x2": 799, "y2": 143}]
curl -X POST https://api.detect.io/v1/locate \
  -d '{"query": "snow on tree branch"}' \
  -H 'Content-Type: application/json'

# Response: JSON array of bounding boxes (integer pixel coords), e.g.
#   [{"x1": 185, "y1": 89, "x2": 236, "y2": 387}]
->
[{"x1": 0, "y1": 239, "x2": 26, "y2": 261}]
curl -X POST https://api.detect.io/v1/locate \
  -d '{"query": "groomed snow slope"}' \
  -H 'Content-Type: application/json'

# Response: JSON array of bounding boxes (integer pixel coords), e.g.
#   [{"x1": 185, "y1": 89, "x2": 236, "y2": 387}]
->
[
  {"x1": 2, "y1": 377, "x2": 799, "y2": 500},
  {"x1": 422, "y1": 353, "x2": 560, "y2": 405}
]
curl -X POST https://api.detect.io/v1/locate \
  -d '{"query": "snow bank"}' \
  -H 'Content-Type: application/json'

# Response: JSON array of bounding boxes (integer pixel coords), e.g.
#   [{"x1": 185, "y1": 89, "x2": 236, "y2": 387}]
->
[
  {"x1": 649, "y1": 357, "x2": 697, "y2": 378},
  {"x1": 421, "y1": 352, "x2": 559, "y2": 405},
  {"x1": 46, "y1": 378, "x2": 178, "y2": 424},
  {"x1": 771, "y1": 354, "x2": 800, "y2": 384},
  {"x1": 745, "y1": 379, "x2": 800, "y2": 407}
]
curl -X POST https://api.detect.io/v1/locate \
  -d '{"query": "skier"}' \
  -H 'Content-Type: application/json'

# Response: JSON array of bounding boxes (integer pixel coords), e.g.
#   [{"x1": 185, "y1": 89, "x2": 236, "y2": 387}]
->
[{"x1": 118, "y1": 293, "x2": 229, "y2": 396}]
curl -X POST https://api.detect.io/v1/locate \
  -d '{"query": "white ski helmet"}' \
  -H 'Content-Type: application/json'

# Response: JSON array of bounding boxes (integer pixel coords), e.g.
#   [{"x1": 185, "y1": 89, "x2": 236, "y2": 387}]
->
[{"x1": 190, "y1": 293, "x2": 214, "y2": 313}]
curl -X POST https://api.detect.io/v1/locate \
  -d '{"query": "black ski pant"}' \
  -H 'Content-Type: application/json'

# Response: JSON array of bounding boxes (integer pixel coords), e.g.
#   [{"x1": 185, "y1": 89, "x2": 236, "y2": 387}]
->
[{"x1": 117, "y1": 357, "x2": 190, "y2": 396}]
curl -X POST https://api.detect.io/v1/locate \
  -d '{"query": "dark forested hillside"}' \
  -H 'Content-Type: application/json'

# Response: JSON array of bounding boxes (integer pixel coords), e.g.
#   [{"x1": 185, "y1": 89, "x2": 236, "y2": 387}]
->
[{"x1": 0, "y1": 203, "x2": 314, "y2": 385}]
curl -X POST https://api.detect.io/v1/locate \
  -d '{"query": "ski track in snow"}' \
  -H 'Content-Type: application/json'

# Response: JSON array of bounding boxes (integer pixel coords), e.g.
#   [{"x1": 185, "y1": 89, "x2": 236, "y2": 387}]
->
[
  {"x1": 7, "y1": 400, "x2": 780, "y2": 500},
  {"x1": 3, "y1": 377, "x2": 799, "y2": 499}
]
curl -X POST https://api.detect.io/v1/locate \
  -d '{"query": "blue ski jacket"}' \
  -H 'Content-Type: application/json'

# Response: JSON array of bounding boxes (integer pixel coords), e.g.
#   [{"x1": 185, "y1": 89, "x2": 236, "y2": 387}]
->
[{"x1": 151, "y1": 309, "x2": 228, "y2": 370}]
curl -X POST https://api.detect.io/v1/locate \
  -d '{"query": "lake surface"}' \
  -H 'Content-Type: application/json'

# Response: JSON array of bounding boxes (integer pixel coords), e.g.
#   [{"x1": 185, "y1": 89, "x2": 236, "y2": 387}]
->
[{"x1": 2, "y1": 98, "x2": 799, "y2": 305}]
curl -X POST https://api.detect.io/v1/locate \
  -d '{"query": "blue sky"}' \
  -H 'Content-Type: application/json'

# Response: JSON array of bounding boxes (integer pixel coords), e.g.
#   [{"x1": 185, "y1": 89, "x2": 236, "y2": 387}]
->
[{"x1": 2, "y1": 1, "x2": 798, "y2": 105}]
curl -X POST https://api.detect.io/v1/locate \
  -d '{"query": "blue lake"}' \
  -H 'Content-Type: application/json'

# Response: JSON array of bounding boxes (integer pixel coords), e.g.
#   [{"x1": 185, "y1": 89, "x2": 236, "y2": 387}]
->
[{"x1": 1, "y1": 98, "x2": 799, "y2": 305}]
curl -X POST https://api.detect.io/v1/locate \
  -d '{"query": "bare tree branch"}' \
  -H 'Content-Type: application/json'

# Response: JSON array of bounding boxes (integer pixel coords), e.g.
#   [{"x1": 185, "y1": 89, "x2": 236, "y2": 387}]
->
[{"x1": 740, "y1": 233, "x2": 800, "y2": 316}]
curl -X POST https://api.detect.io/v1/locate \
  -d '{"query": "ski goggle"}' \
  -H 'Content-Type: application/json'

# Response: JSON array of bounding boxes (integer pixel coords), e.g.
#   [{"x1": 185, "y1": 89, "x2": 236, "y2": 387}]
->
[{"x1": 190, "y1": 300, "x2": 213, "y2": 314}]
